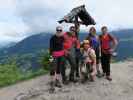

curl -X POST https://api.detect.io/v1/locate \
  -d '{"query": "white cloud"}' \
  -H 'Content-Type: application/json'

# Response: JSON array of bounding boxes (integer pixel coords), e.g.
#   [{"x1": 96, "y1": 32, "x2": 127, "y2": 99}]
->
[
  {"x1": 0, "y1": 0, "x2": 16, "y2": 9},
  {"x1": 0, "y1": 22, "x2": 28, "y2": 45},
  {"x1": 0, "y1": 0, "x2": 133, "y2": 45},
  {"x1": 16, "y1": 0, "x2": 133, "y2": 32}
]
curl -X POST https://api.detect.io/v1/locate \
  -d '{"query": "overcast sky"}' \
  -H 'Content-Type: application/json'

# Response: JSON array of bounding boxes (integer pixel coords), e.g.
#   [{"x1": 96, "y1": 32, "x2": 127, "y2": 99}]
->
[{"x1": 0, "y1": 0, "x2": 133, "y2": 44}]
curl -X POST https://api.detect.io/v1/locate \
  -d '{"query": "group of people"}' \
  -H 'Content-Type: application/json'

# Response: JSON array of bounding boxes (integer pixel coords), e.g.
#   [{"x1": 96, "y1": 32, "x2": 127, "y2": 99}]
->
[{"x1": 49, "y1": 25, "x2": 118, "y2": 92}]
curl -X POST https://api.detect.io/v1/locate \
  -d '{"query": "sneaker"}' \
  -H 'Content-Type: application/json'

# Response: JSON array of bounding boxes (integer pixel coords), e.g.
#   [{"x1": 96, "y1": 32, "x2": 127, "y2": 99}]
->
[{"x1": 106, "y1": 76, "x2": 112, "y2": 81}]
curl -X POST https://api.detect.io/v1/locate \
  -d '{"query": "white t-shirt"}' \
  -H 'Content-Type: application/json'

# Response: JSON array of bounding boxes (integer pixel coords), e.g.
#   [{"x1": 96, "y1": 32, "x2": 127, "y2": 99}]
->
[{"x1": 82, "y1": 48, "x2": 96, "y2": 63}]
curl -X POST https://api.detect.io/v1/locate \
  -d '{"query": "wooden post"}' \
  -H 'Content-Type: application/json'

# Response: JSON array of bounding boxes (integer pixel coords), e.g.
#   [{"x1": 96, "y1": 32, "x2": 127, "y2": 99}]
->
[{"x1": 75, "y1": 15, "x2": 80, "y2": 38}]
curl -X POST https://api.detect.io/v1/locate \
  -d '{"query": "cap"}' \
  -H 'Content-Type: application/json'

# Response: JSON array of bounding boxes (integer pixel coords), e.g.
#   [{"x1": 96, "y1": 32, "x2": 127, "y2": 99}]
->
[{"x1": 83, "y1": 40, "x2": 90, "y2": 44}]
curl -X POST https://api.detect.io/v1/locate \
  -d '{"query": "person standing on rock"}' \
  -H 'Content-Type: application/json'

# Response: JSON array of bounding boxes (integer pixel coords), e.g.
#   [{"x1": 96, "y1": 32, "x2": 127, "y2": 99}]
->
[
  {"x1": 99, "y1": 26, "x2": 118, "y2": 81},
  {"x1": 86, "y1": 27, "x2": 102, "y2": 77},
  {"x1": 63, "y1": 26, "x2": 80, "y2": 83},
  {"x1": 49, "y1": 26, "x2": 66, "y2": 91}
]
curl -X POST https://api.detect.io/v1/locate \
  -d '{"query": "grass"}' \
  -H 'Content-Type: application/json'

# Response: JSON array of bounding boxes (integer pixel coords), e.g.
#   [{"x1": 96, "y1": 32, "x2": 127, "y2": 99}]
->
[
  {"x1": 0, "y1": 51, "x2": 51, "y2": 88},
  {"x1": 0, "y1": 63, "x2": 48, "y2": 88}
]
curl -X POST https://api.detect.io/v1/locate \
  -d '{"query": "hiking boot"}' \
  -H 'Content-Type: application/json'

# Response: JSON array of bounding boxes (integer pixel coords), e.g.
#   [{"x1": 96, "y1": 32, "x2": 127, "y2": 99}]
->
[
  {"x1": 90, "y1": 75, "x2": 95, "y2": 82},
  {"x1": 81, "y1": 79, "x2": 86, "y2": 84},
  {"x1": 70, "y1": 73, "x2": 78, "y2": 83},
  {"x1": 69, "y1": 77, "x2": 78, "y2": 83},
  {"x1": 55, "y1": 80, "x2": 62, "y2": 88},
  {"x1": 49, "y1": 81, "x2": 55, "y2": 93},
  {"x1": 106, "y1": 76, "x2": 112, "y2": 81},
  {"x1": 49, "y1": 87, "x2": 55, "y2": 93},
  {"x1": 63, "y1": 80, "x2": 69, "y2": 85},
  {"x1": 76, "y1": 73, "x2": 80, "y2": 78},
  {"x1": 96, "y1": 71, "x2": 102, "y2": 78},
  {"x1": 101, "y1": 73, "x2": 106, "y2": 77},
  {"x1": 81, "y1": 77, "x2": 88, "y2": 84}
]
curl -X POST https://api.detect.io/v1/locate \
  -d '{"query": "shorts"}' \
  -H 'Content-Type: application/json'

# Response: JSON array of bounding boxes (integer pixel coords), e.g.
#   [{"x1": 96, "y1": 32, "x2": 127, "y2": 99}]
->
[{"x1": 50, "y1": 56, "x2": 65, "y2": 76}]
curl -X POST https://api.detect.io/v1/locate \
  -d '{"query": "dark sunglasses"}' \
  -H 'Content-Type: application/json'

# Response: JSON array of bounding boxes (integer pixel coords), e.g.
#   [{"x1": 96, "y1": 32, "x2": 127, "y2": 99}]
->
[{"x1": 56, "y1": 30, "x2": 62, "y2": 32}]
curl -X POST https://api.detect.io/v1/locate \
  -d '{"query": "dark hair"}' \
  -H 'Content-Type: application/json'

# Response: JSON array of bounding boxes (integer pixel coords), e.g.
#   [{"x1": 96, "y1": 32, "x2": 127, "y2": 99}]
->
[
  {"x1": 89, "y1": 27, "x2": 96, "y2": 33},
  {"x1": 69, "y1": 26, "x2": 75, "y2": 31},
  {"x1": 101, "y1": 26, "x2": 107, "y2": 31}
]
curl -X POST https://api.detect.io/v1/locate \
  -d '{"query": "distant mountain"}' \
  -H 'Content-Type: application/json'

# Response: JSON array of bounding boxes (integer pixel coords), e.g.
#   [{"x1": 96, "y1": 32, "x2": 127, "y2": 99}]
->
[
  {"x1": 0, "y1": 29, "x2": 133, "y2": 58},
  {"x1": 0, "y1": 33, "x2": 53, "y2": 72},
  {"x1": 112, "y1": 29, "x2": 133, "y2": 39},
  {"x1": 3, "y1": 42, "x2": 17, "y2": 49},
  {"x1": 0, "y1": 33, "x2": 52, "y2": 56},
  {"x1": 0, "y1": 29, "x2": 133, "y2": 72},
  {"x1": 0, "y1": 42, "x2": 17, "y2": 51}
]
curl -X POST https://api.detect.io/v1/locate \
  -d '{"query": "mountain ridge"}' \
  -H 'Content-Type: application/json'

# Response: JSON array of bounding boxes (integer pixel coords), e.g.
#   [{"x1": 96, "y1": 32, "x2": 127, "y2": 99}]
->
[{"x1": 0, "y1": 29, "x2": 133, "y2": 67}]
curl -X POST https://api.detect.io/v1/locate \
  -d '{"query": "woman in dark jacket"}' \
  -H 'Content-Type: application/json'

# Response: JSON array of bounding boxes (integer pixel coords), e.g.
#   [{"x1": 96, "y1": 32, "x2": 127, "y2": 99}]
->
[{"x1": 49, "y1": 26, "x2": 66, "y2": 91}]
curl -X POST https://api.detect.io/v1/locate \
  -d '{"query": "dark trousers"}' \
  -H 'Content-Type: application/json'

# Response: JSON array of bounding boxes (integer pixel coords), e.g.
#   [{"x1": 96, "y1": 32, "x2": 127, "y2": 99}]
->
[
  {"x1": 65, "y1": 54, "x2": 76, "y2": 80},
  {"x1": 101, "y1": 53, "x2": 111, "y2": 76},
  {"x1": 94, "y1": 48, "x2": 100, "y2": 64},
  {"x1": 76, "y1": 57, "x2": 79, "y2": 77}
]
